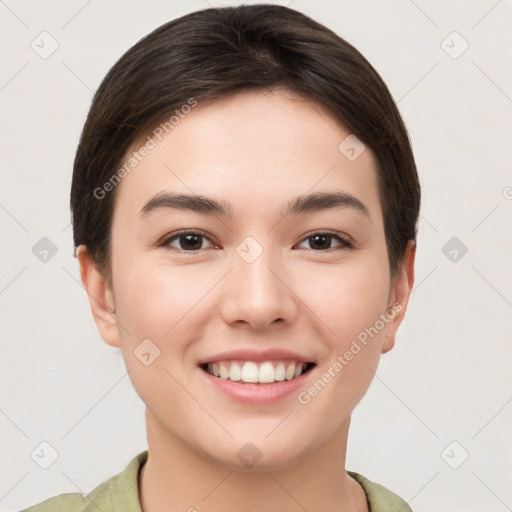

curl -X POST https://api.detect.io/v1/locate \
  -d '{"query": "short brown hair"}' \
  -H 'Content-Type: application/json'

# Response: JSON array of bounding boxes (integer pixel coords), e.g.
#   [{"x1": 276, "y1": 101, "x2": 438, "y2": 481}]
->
[{"x1": 71, "y1": 4, "x2": 420, "y2": 282}]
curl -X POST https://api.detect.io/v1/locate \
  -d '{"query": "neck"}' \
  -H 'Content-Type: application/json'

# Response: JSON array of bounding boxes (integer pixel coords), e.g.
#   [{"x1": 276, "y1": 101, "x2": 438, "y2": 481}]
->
[{"x1": 138, "y1": 409, "x2": 367, "y2": 512}]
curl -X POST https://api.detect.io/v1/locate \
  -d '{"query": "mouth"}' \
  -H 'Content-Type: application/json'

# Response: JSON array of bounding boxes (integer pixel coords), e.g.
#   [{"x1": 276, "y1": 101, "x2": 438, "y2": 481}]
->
[{"x1": 200, "y1": 359, "x2": 316, "y2": 385}]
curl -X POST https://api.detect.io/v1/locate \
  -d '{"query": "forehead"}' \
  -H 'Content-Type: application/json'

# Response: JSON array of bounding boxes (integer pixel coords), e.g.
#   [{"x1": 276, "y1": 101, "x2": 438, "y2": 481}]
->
[{"x1": 113, "y1": 88, "x2": 381, "y2": 224}]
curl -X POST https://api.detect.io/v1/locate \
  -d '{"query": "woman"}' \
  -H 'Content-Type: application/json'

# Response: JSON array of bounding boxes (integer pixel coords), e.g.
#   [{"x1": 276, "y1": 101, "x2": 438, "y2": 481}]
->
[{"x1": 22, "y1": 4, "x2": 419, "y2": 511}]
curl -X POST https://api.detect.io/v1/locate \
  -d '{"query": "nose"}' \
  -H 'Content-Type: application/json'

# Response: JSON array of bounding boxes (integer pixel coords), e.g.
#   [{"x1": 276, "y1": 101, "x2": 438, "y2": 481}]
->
[{"x1": 219, "y1": 243, "x2": 299, "y2": 330}]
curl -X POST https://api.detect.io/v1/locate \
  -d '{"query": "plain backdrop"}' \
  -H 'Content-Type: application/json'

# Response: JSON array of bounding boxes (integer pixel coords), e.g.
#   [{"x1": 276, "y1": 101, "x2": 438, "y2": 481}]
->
[{"x1": 1, "y1": 1, "x2": 511, "y2": 511}]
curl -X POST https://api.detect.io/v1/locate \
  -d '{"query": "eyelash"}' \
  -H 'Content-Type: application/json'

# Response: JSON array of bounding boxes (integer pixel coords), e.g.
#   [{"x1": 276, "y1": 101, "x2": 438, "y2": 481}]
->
[{"x1": 158, "y1": 230, "x2": 354, "y2": 253}]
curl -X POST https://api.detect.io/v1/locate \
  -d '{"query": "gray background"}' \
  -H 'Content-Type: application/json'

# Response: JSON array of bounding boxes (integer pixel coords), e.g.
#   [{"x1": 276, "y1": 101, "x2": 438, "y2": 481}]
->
[{"x1": 1, "y1": 1, "x2": 511, "y2": 510}]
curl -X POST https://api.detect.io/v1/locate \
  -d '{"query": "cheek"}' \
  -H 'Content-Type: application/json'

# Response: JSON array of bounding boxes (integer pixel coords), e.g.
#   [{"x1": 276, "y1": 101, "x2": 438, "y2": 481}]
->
[
  {"x1": 302, "y1": 254, "x2": 391, "y2": 346},
  {"x1": 114, "y1": 252, "x2": 212, "y2": 335},
  {"x1": 295, "y1": 261, "x2": 390, "y2": 424},
  {"x1": 111, "y1": 255, "x2": 207, "y2": 405},
  {"x1": 114, "y1": 244, "x2": 391, "y2": 347}
]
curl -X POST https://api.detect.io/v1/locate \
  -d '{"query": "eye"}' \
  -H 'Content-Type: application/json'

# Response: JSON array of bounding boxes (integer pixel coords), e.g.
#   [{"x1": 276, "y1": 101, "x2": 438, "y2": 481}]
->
[
  {"x1": 161, "y1": 231, "x2": 216, "y2": 252},
  {"x1": 296, "y1": 232, "x2": 353, "y2": 251},
  {"x1": 159, "y1": 230, "x2": 353, "y2": 253}
]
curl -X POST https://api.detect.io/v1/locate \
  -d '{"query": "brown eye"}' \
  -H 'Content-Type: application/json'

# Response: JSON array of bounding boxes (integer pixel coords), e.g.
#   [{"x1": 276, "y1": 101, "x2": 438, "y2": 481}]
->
[
  {"x1": 297, "y1": 232, "x2": 353, "y2": 251},
  {"x1": 162, "y1": 231, "x2": 215, "y2": 252}
]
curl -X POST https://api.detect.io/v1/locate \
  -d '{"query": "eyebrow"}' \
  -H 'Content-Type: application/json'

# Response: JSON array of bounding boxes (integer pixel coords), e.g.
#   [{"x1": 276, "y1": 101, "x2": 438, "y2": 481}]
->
[{"x1": 140, "y1": 190, "x2": 370, "y2": 220}]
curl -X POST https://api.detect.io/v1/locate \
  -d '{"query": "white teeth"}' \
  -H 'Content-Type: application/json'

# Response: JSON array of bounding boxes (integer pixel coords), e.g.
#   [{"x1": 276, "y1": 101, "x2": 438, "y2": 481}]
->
[
  {"x1": 274, "y1": 363, "x2": 286, "y2": 381},
  {"x1": 285, "y1": 363, "x2": 296, "y2": 381},
  {"x1": 241, "y1": 361, "x2": 259, "y2": 383},
  {"x1": 229, "y1": 363, "x2": 242, "y2": 381},
  {"x1": 205, "y1": 360, "x2": 310, "y2": 384},
  {"x1": 219, "y1": 363, "x2": 229, "y2": 379},
  {"x1": 258, "y1": 362, "x2": 275, "y2": 383}
]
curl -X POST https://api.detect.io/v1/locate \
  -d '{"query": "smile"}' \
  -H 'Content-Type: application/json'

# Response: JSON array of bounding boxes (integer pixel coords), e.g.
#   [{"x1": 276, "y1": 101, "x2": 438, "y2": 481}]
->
[{"x1": 202, "y1": 360, "x2": 315, "y2": 384}]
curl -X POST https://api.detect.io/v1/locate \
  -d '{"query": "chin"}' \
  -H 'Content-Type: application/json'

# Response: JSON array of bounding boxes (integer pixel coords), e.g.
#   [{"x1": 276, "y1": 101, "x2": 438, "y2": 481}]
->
[{"x1": 197, "y1": 433, "x2": 316, "y2": 473}]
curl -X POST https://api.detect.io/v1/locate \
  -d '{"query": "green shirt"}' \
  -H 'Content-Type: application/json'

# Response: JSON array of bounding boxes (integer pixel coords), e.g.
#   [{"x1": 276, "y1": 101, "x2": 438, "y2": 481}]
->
[{"x1": 20, "y1": 451, "x2": 412, "y2": 511}]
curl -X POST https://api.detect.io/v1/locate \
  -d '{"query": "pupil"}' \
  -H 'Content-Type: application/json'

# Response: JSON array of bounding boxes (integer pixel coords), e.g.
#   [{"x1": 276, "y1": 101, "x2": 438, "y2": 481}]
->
[
  {"x1": 178, "y1": 235, "x2": 332, "y2": 251},
  {"x1": 310, "y1": 235, "x2": 330, "y2": 250},
  {"x1": 182, "y1": 234, "x2": 202, "y2": 250}
]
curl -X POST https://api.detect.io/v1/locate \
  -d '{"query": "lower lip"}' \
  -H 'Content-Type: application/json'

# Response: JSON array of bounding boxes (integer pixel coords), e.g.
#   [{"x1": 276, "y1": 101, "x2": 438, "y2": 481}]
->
[{"x1": 200, "y1": 366, "x2": 314, "y2": 404}]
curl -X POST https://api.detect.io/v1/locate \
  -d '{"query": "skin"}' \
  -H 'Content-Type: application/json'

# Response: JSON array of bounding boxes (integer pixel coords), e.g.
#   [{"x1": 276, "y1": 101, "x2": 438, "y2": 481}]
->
[{"x1": 77, "y1": 87, "x2": 415, "y2": 512}]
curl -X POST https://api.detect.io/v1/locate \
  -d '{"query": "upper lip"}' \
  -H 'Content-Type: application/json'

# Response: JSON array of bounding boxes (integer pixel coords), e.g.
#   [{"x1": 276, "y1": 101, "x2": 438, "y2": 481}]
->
[{"x1": 198, "y1": 348, "x2": 315, "y2": 365}]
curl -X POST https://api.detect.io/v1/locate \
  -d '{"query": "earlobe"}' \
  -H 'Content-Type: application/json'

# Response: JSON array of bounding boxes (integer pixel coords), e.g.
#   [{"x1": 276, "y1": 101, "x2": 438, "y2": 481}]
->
[
  {"x1": 381, "y1": 334, "x2": 396, "y2": 354},
  {"x1": 381, "y1": 240, "x2": 416, "y2": 354},
  {"x1": 76, "y1": 245, "x2": 121, "y2": 348}
]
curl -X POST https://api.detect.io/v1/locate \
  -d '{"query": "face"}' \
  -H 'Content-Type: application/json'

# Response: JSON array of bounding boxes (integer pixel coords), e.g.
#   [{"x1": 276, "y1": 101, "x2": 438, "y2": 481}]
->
[{"x1": 79, "y1": 88, "x2": 414, "y2": 471}]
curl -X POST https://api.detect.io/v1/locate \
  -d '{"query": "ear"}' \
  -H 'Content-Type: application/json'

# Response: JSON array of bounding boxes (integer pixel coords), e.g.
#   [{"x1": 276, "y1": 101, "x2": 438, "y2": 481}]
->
[
  {"x1": 76, "y1": 245, "x2": 121, "y2": 348},
  {"x1": 381, "y1": 240, "x2": 416, "y2": 354}
]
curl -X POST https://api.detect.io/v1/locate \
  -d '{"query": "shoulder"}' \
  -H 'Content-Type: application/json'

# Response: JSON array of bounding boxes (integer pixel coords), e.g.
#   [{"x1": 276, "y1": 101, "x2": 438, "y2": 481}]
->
[
  {"x1": 18, "y1": 493, "x2": 86, "y2": 512},
  {"x1": 18, "y1": 451, "x2": 148, "y2": 512},
  {"x1": 347, "y1": 470, "x2": 413, "y2": 512}
]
